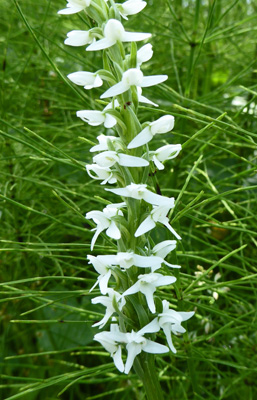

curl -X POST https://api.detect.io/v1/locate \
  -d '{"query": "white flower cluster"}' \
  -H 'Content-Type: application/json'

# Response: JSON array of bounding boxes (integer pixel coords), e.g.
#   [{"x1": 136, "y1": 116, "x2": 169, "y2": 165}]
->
[{"x1": 58, "y1": 0, "x2": 194, "y2": 374}]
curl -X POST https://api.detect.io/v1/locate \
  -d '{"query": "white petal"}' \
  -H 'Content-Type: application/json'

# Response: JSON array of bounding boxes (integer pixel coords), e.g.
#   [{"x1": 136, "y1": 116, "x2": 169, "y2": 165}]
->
[
  {"x1": 133, "y1": 254, "x2": 163, "y2": 270},
  {"x1": 99, "y1": 269, "x2": 112, "y2": 295},
  {"x1": 141, "y1": 75, "x2": 168, "y2": 87},
  {"x1": 162, "y1": 324, "x2": 176, "y2": 353},
  {"x1": 120, "y1": 0, "x2": 147, "y2": 16},
  {"x1": 179, "y1": 311, "x2": 195, "y2": 321},
  {"x1": 135, "y1": 216, "x2": 156, "y2": 237},
  {"x1": 121, "y1": 32, "x2": 151, "y2": 42},
  {"x1": 139, "y1": 285, "x2": 156, "y2": 313},
  {"x1": 77, "y1": 110, "x2": 105, "y2": 126},
  {"x1": 86, "y1": 38, "x2": 115, "y2": 51},
  {"x1": 143, "y1": 339, "x2": 169, "y2": 354},
  {"x1": 113, "y1": 346, "x2": 124, "y2": 372},
  {"x1": 124, "y1": 343, "x2": 142, "y2": 374},
  {"x1": 58, "y1": 6, "x2": 85, "y2": 15},
  {"x1": 155, "y1": 275, "x2": 176, "y2": 287},
  {"x1": 138, "y1": 93, "x2": 159, "y2": 107},
  {"x1": 152, "y1": 240, "x2": 177, "y2": 258},
  {"x1": 127, "y1": 126, "x2": 153, "y2": 149},
  {"x1": 152, "y1": 155, "x2": 164, "y2": 170},
  {"x1": 118, "y1": 153, "x2": 149, "y2": 167},
  {"x1": 106, "y1": 221, "x2": 121, "y2": 240},
  {"x1": 138, "y1": 318, "x2": 160, "y2": 335},
  {"x1": 101, "y1": 82, "x2": 130, "y2": 99},
  {"x1": 65, "y1": 30, "x2": 92, "y2": 46},
  {"x1": 163, "y1": 220, "x2": 182, "y2": 240},
  {"x1": 104, "y1": 113, "x2": 117, "y2": 128},
  {"x1": 137, "y1": 43, "x2": 153, "y2": 65}
]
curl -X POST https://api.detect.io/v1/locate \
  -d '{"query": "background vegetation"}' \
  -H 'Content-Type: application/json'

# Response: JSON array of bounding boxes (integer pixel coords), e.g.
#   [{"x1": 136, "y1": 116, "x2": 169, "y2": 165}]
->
[{"x1": 1, "y1": 0, "x2": 257, "y2": 399}]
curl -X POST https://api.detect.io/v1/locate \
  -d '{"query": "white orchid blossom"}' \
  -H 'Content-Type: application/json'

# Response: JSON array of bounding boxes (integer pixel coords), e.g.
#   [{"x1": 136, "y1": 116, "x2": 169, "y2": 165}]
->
[
  {"x1": 117, "y1": 0, "x2": 147, "y2": 20},
  {"x1": 77, "y1": 100, "x2": 119, "y2": 128},
  {"x1": 86, "y1": 203, "x2": 126, "y2": 250},
  {"x1": 135, "y1": 201, "x2": 181, "y2": 240},
  {"x1": 93, "y1": 151, "x2": 149, "y2": 168},
  {"x1": 137, "y1": 43, "x2": 153, "y2": 66},
  {"x1": 151, "y1": 240, "x2": 180, "y2": 269},
  {"x1": 128, "y1": 115, "x2": 175, "y2": 149},
  {"x1": 86, "y1": 164, "x2": 117, "y2": 185},
  {"x1": 123, "y1": 272, "x2": 176, "y2": 313},
  {"x1": 106, "y1": 183, "x2": 174, "y2": 206},
  {"x1": 90, "y1": 133, "x2": 122, "y2": 153},
  {"x1": 101, "y1": 68, "x2": 168, "y2": 99},
  {"x1": 67, "y1": 71, "x2": 103, "y2": 89},
  {"x1": 149, "y1": 144, "x2": 182, "y2": 170},
  {"x1": 92, "y1": 288, "x2": 126, "y2": 328},
  {"x1": 94, "y1": 324, "x2": 125, "y2": 372},
  {"x1": 86, "y1": 19, "x2": 151, "y2": 52},
  {"x1": 87, "y1": 255, "x2": 113, "y2": 294},
  {"x1": 157, "y1": 300, "x2": 195, "y2": 353},
  {"x1": 64, "y1": 29, "x2": 95, "y2": 46},
  {"x1": 95, "y1": 251, "x2": 164, "y2": 272},
  {"x1": 58, "y1": 0, "x2": 92, "y2": 15}
]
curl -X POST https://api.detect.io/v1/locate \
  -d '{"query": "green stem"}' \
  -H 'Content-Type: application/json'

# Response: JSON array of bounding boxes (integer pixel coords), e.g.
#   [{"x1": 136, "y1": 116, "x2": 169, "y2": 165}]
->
[{"x1": 134, "y1": 354, "x2": 165, "y2": 400}]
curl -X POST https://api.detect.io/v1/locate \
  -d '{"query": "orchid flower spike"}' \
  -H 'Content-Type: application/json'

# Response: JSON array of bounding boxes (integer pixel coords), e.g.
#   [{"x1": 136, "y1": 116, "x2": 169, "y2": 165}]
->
[
  {"x1": 135, "y1": 201, "x2": 181, "y2": 240},
  {"x1": 157, "y1": 300, "x2": 195, "y2": 353},
  {"x1": 64, "y1": 29, "x2": 95, "y2": 46},
  {"x1": 128, "y1": 115, "x2": 175, "y2": 149},
  {"x1": 86, "y1": 164, "x2": 117, "y2": 185},
  {"x1": 101, "y1": 68, "x2": 168, "y2": 99},
  {"x1": 106, "y1": 183, "x2": 174, "y2": 206},
  {"x1": 92, "y1": 288, "x2": 126, "y2": 328},
  {"x1": 149, "y1": 144, "x2": 182, "y2": 170},
  {"x1": 67, "y1": 71, "x2": 103, "y2": 90},
  {"x1": 122, "y1": 272, "x2": 176, "y2": 313},
  {"x1": 86, "y1": 203, "x2": 126, "y2": 250},
  {"x1": 58, "y1": 0, "x2": 92, "y2": 15},
  {"x1": 94, "y1": 324, "x2": 125, "y2": 372},
  {"x1": 87, "y1": 255, "x2": 113, "y2": 294},
  {"x1": 93, "y1": 151, "x2": 149, "y2": 168},
  {"x1": 87, "y1": 19, "x2": 151, "y2": 51},
  {"x1": 116, "y1": 0, "x2": 147, "y2": 20}
]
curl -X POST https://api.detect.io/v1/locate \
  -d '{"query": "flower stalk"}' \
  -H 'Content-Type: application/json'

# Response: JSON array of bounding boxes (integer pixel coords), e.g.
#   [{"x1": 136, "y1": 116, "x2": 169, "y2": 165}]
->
[{"x1": 58, "y1": 0, "x2": 194, "y2": 398}]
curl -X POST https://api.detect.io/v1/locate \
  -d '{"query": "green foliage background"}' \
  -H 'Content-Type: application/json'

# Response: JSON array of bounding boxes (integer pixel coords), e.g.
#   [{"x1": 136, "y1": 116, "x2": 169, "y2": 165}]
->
[{"x1": 1, "y1": 0, "x2": 257, "y2": 399}]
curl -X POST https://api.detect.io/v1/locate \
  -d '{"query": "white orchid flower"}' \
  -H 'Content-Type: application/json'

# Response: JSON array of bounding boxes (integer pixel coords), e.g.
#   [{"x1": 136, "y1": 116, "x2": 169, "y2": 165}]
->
[
  {"x1": 103, "y1": 319, "x2": 167, "y2": 374},
  {"x1": 116, "y1": 0, "x2": 147, "y2": 20},
  {"x1": 122, "y1": 272, "x2": 176, "y2": 313},
  {"x1": 157, "y1": 300, "x2": 195, "y2": 353},
  {"x1": 94, "y1": 324, "x2": 125, "y2": 372},
  {"x1": 86, "y1": 19, "x2": 151, "y2": 52},
  {"x1": 67, "y1": 71, "x2": 103, "y2": 90},
  {"x1": 58, "y1": 0, "x2": 92, "y2": 15},
  {"x1": 95, "y1": 251, "x2": 164, "y2": 272},
  {"x1": 128, "y1": 115, "x2": 175, "y2": 149},
  {"x1": 137, "y1": 43, "x2": 153, "y2": 66},
  {"x1": 149, "y1": 144, "x2": 182, "y2": 170},
  {"x1": 135, "y1": 201, "x2": 181, "y2": 240},
  {"x1": 137, "y1": 87, "x2": 159, "y2": 107},
  {"x1": 90, "y1": 133, "x2": 122, "y2": 153},
  {"x1": 77, "y1": 100, "x2": 119, "y2": 129},
  {"x1": 101, "y1": 68, "x2": 168, "y2": 99},
  {"x1": 93, "y1": 151, "x2": 149, "y2": 168},
  {"x1": 64, "y1": 29, "x2": 95, "y2": 46},
  {"x1": 87, "y1": 255, "x2": 113, "y2": 294},
  {"x1": 86, "y1": 203, "x2": 126, "y2": 250},
  {"x1": 86, "y1": 164, "x2": 117, "y2": 185},
  {"x1": 92, "y1": 288, "x2": 126, "y2": 328},
  {"x1": 123, "y1": 320, "x2": 168, "y2": 374},
  {"x1": 106, "y1": 183, "x2": 174, "y2": 206},
  {"x1": 152, "y1": 240, "x2": 180, "y2": 269}
]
